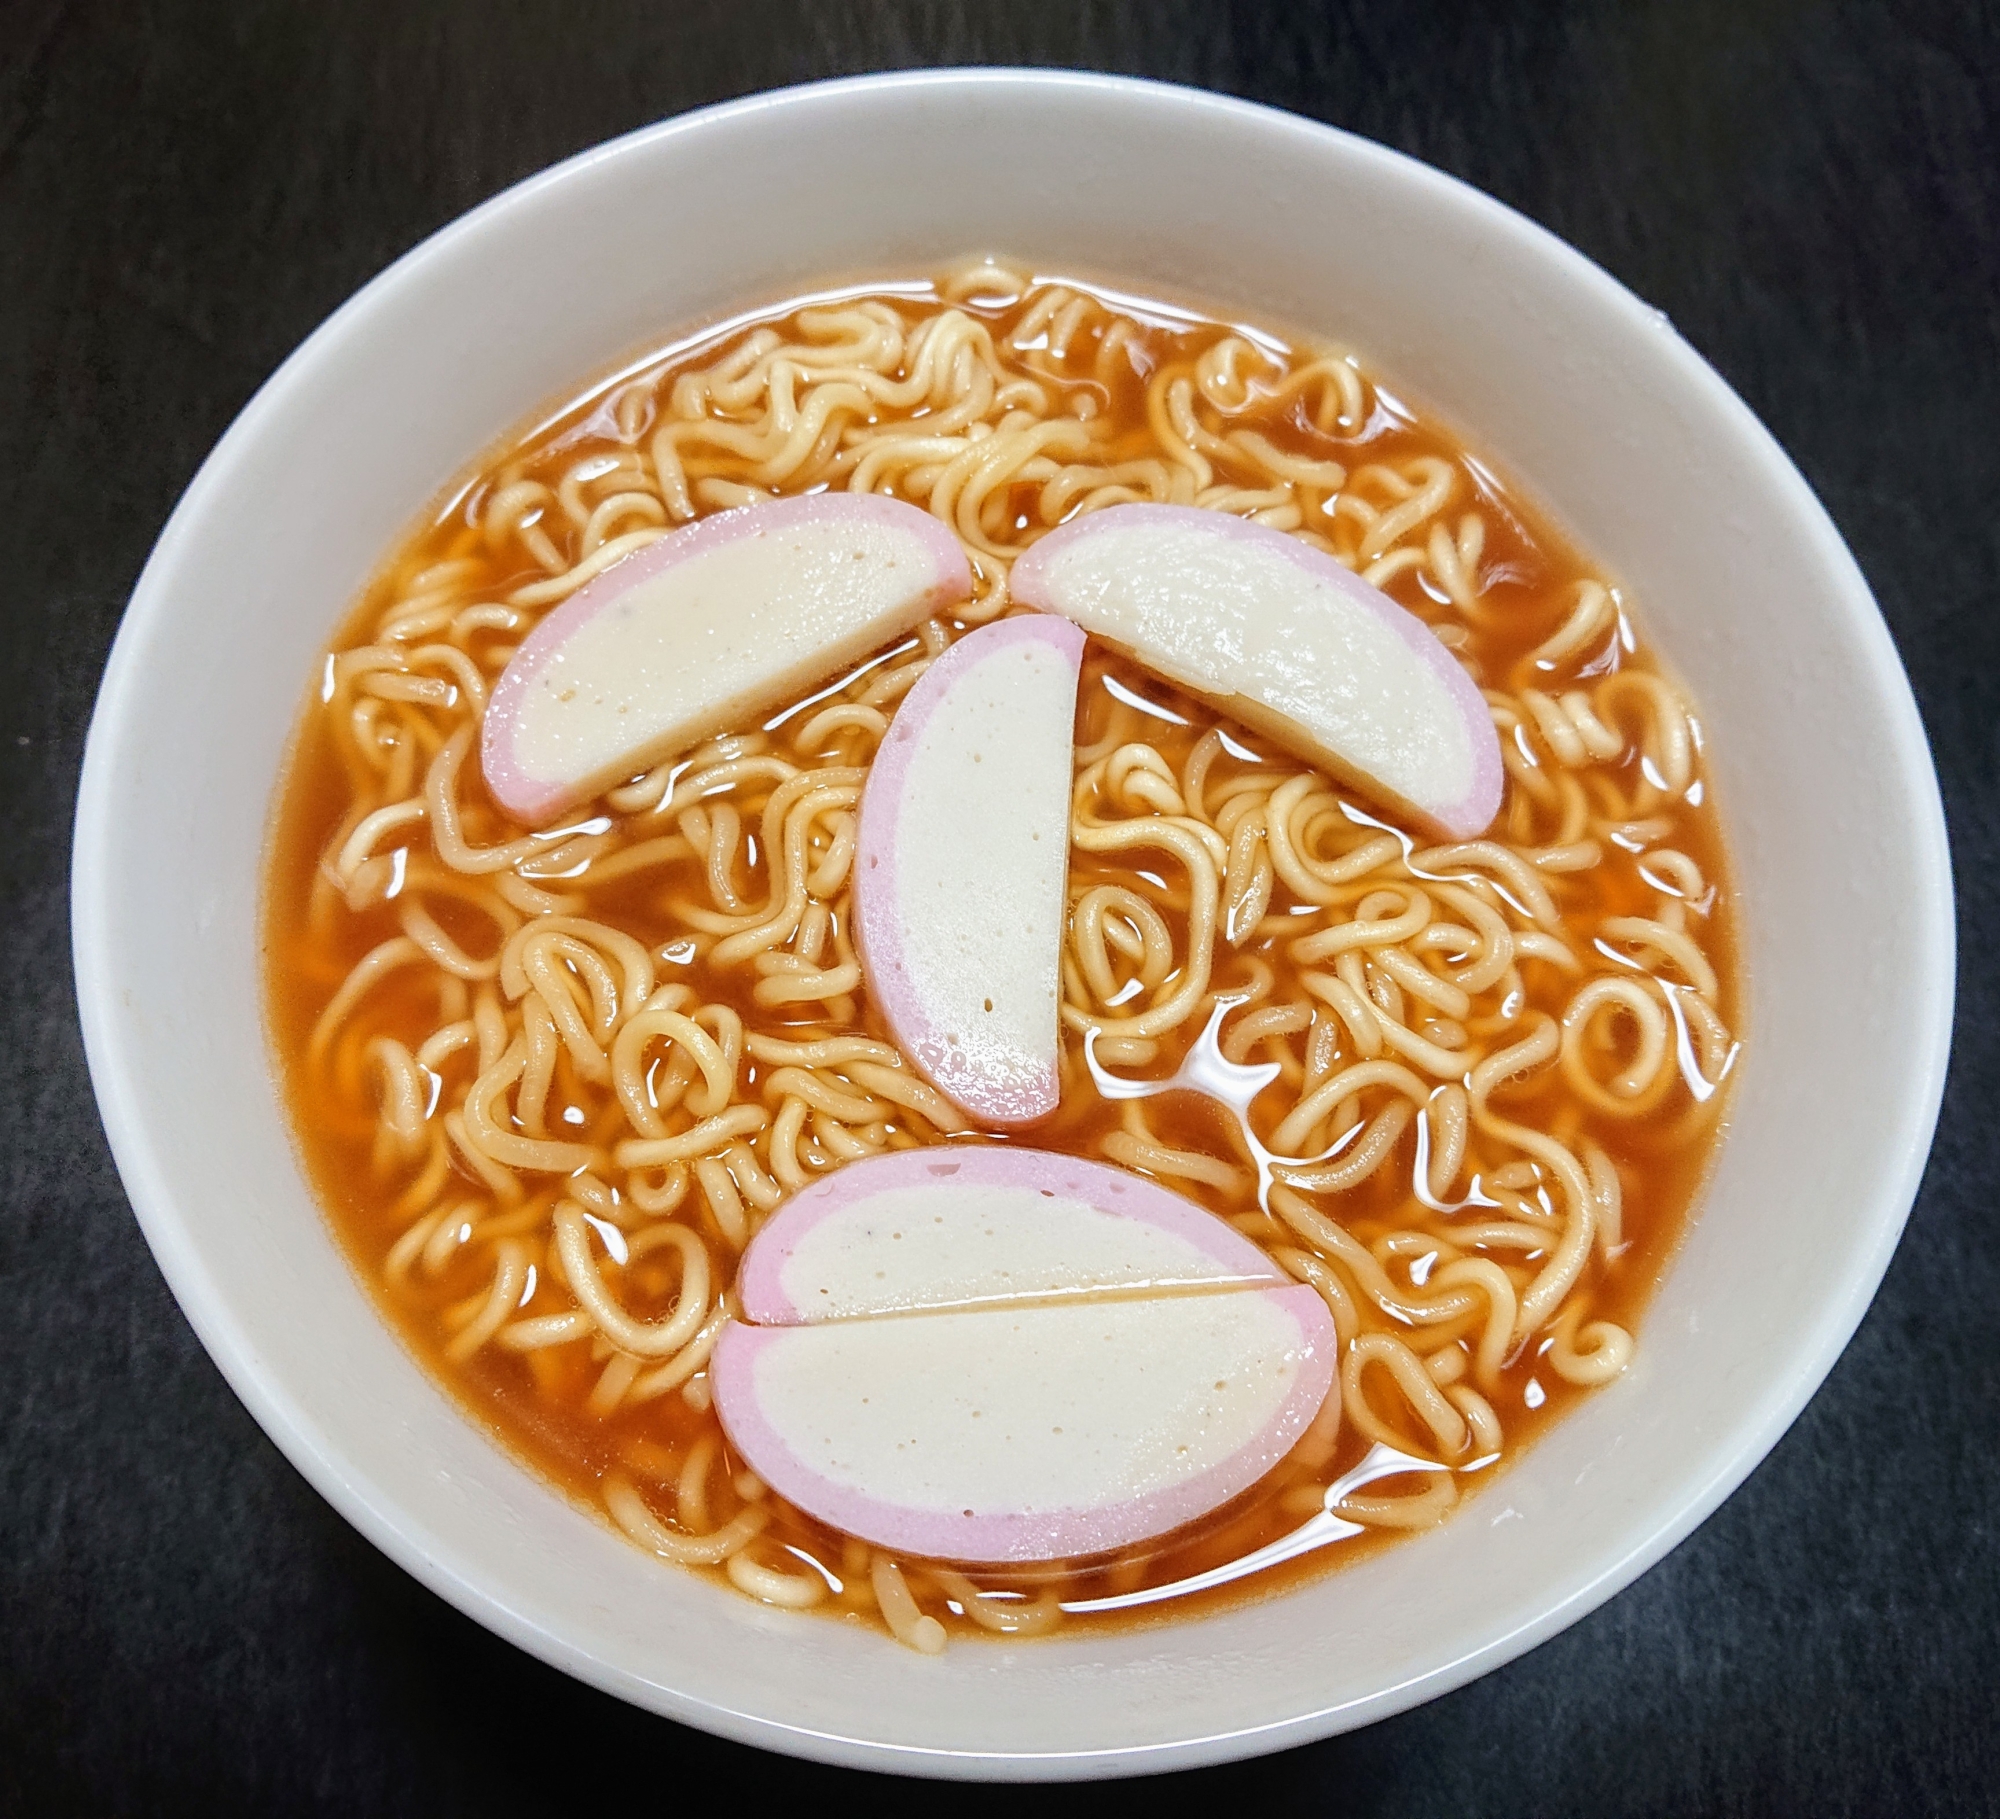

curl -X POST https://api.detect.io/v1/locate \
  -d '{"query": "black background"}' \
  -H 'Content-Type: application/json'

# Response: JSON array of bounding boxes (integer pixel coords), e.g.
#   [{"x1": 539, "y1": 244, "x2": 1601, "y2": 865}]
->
[{"x1": 4, "y1": 2, "x2": 1996, "y2": 1812}]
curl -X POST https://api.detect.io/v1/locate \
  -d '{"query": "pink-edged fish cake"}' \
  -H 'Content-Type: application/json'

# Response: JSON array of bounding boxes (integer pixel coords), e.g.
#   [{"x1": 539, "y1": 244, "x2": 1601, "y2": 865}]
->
[
  {"x1": 481, "y1": 493, "x2": 973, "y2": 823},
  {"x1": 852, "y1": 614, "x2": 1083, "y2": 1127},
  {"x1": 1011, "y1": 503, "x2": 1503, "y2": 839},
  {"x1": 711, "y1": 1147, "x2": 1336, "y2": 1566}
]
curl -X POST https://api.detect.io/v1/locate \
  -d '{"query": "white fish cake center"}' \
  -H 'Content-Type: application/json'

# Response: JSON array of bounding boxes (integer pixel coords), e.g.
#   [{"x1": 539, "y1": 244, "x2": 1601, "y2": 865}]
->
[
  {"x1": 511, "y1": 517, "x2": 936, "y2": 786},
  {"x1": 878, "y1": 635, "x2": 1075, "y2": 1108},
  {"x1": 738, "y1": 1292, "x2": 1315, "y2": 1515}
]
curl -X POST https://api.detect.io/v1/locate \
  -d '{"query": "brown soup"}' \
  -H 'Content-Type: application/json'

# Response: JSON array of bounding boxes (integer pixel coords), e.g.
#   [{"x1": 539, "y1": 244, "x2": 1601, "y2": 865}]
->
[{"x1": 264, "y1": 261, "x2": 1739, "y2": 1647}]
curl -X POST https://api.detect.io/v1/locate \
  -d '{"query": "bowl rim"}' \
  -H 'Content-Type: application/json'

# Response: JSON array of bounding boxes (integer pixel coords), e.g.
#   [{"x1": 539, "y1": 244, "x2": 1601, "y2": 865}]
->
[{"x1": 71, "y1": 66, "x2": 1956, "y2": 1779}]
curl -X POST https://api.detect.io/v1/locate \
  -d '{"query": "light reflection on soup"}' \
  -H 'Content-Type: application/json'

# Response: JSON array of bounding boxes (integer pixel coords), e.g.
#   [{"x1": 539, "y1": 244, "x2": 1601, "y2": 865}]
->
[{"x1": 262, "y1": 259, "x2": 1739, "y2": 1650}]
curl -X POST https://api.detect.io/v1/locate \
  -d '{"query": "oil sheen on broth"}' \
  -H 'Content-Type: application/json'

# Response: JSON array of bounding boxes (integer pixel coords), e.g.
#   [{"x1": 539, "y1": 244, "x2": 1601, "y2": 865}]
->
[{"x1": 264, "y1": 261, "x2": 1740, "y2": 1648}]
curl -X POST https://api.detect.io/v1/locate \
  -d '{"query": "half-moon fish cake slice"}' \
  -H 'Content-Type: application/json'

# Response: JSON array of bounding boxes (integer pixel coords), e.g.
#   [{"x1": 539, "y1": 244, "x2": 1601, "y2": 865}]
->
[
  {"x1": 1010, "y1": 503, "x2": 1503, "y2": 838},
  {"x1": 735, "y1": 1145, "x2": 1285, "y2": 1325},
  {"x1": 714, "y1": 1286, "x2": 1333, "y2": 1565},
  {"x1": 852, "y1": 615, "x2": 1083, "y2": 1126},
  {"x1": 482, "y1": 494, "x2": 972, "y2": 822}
]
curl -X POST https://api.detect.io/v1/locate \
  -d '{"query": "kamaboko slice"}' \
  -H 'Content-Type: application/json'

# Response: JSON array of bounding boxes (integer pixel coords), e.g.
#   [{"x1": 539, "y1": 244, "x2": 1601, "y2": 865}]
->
[
  {"x1": 482, "y1": 494, "x2": 972, "y2": 822},
  {"x1": 851, "y1": 614, "x2": 1083, "y2": 1126},
  {"x1": 1011, "y1": 504, "x2": 1502, "y2": 838}
]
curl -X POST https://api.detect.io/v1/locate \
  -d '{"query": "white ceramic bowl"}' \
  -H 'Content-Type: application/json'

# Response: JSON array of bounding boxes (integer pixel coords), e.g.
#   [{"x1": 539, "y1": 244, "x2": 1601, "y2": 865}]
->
[{"x1": 73, "y1": 71, "x2": 1953, "y2": 1779}]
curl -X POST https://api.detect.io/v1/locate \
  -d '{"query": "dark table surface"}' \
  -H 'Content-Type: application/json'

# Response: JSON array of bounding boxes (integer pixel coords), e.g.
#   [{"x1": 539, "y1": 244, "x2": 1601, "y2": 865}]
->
[{"x1": 5, "y1": 2, "x2": 1997, "y2": 1812}]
